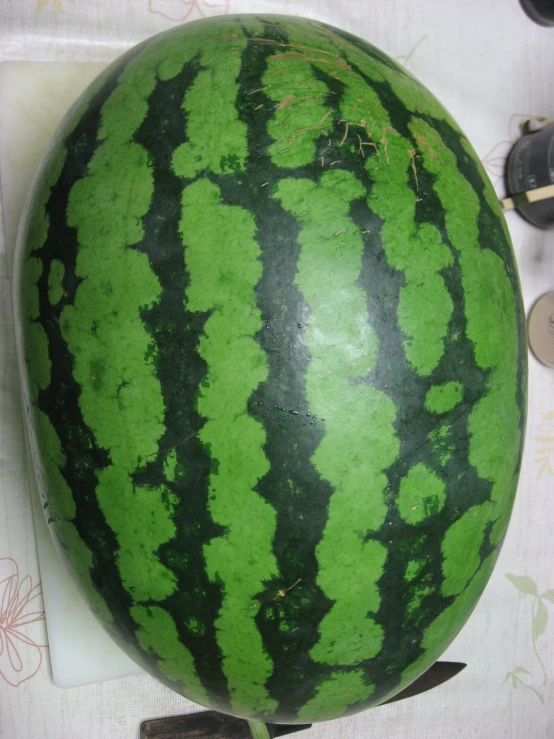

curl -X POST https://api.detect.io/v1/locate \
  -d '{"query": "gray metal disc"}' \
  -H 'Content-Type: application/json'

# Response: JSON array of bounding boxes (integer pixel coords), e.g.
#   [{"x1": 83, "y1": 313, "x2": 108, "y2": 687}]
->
[{"x1": 528, "y1": 292, "x2": 554, "y2": 368}]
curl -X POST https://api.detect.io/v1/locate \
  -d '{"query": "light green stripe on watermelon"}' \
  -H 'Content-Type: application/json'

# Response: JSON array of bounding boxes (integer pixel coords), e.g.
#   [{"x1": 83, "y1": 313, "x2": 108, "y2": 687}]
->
[
  {"x1": 34, "y1": 413, "x2": 74, "y2": 521},
  {"x1": 461, "y1": 135, "x2": 514, "y2": 248},
  {"x1": 274, "y1": 170, "x2": 397, "y2": 681},
  {"x1": 398, "y1": 550, "x2": 497, "y2": 693},
  {"x1": 261, "y1": 20, "x2": 456, "y2": 377},
  {"x1": 163, "y1": 450, "x2": 178, "y2": 482},
  {"x1": 410, "y1": 117, "x2": 521, "y2": 547},
  {"x1": 47, "y1": 259, "x2": 65, "y2": 306},
  {"x1": 429, "y1": 422, "x2": 454, "y2": 467},
  {"x1": 405, "y1": 559, "x2": 426, "y2": 582},
  {"x1": 18, "y1": 148, "x2": 113, "y2": 622},
  {"x1": 373, "y1": 65, "x2": 458, "y2": 127},
  {"x1": 36, "y1": 425, "x2": 113, "y2": 621},
  {"x1": 261, "y1": 42, "x2": 334, "y2": 168},
  {"x1": 24, "y1": 299, "x2": 112, "y2": 621},
  {"x1": 22, "y1": 144, "x2": 66, "y2": 257},
  {"x1": 278, "y1": 19, "x2": 459, "y2": 127},
  {"x1": 397, "y1": 463, "x2": 446, "y2": 526},
  {"x1": 131, "y1": 604, "x2": 210, "y2": 706},
  {"x1": 325, "y1": 23, "x2": 459, "y2": 126},
  {"x1": 296, "y1": 670, "x2": 374, "y2": 723},
  {"x1": 21, "y1": 257, "x2": 50, "y2": 400},
  {"x1": 61, "y1": 49, "x2": 191, "y2": 604},
  {"x1": 424, "y1": 552, "x2": 497, "y2": 653},
  {"x1": 53, "y1": 40, "x2": 151, "y2": 142},
  {"x1": 441, "y1": 501, "x2": 494, "y2": 597},
  {"x1": 406, "y1": 582, "x2": 432, "y2": 616},
  {"x1": 20, "y1": 147, "x2": 66, "y2": 400},
  {"x1": 172, "y1": 32, "x2": 248, "y2": 177},
  {"x1": 339, "y1": 78, "x2": 454, "y2": 376},
  {"x1": 425, "y1": 382, "x2": 463, "y2": 415},
  {"x1": 180, "y1": 178, "x2": 278, "y2": 717}
]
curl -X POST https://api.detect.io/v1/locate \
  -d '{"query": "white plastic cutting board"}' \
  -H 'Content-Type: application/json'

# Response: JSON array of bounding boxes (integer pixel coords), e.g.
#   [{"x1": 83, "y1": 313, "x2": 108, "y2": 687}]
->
[{"x1": 0, "y1": 61, "x2": 144, "y2": 688}]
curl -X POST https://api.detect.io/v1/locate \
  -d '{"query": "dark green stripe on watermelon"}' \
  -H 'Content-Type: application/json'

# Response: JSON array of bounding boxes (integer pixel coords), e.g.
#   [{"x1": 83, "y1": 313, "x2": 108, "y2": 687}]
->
[
  {"x1": 221, "y1": 20, "x2": 338, "y2": 716},
  {"x1": 129, "y1": 56, "x2": 232, "y2": 711},
  {"x1": 30, "y1": 42, "x2": 178, "y2": 678},
  {"x1": 424, "y1": 116, "x2": 528, "y2": 463},
  {"x1": 318, "y1": 21, "x2": 410, "y2": 77}
]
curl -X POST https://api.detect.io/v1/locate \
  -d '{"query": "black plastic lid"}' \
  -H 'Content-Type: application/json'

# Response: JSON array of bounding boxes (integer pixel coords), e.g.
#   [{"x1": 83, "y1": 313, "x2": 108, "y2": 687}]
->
[{"x1": 520, "y1": 0, "x2": 554, "y2": 26}]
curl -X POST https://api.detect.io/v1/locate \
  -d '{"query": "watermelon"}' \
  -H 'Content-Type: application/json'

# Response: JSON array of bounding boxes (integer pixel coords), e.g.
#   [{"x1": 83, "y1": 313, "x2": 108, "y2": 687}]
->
[{"x1": 14, "y1": 14, "x2": 527, "y2": 726}]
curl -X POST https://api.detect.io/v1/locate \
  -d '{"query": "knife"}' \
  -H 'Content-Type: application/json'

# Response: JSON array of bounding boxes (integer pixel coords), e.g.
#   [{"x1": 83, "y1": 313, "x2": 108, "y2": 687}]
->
[
  {"x1": 379, "y1": 660, "x2": 466, "y2": 705},
  {"x1": 140, "y1": 661, "x2": 466, "y2": 738}
]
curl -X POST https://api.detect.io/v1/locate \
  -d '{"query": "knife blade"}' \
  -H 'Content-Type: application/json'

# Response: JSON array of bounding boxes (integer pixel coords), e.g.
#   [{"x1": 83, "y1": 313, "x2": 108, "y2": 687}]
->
[
  {"x1": 140, "y1": 661, "x2": 466, "y2": 738},
  {"x1": 380, "y1": 661, "x2": 467, "y2": 706}
]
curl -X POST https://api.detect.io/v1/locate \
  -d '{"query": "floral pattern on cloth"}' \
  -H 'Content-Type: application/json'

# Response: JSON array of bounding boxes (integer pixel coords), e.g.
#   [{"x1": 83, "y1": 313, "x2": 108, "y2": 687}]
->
[
  {"x1": 504, "y1": 573, "x2": 554, "y2": 704},
  {"x1": 0, "y1": 557, "x2": 47, "y2": 687},
  {"x1": 535, "y1": 410, "x2": 554, "y2": 479},
  {"x1": 36, "y1": 0, "x2": 81, "y2": 11},
  {"x1": 148, "y1": 0, "x2": 231, "y2": 21}
]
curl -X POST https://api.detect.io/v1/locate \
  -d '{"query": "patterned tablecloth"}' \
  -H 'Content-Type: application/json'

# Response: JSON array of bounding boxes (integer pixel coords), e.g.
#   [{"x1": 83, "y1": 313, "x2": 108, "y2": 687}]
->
[{"x1": 1, "y1": 1, "x2": 553, "y2": 737}]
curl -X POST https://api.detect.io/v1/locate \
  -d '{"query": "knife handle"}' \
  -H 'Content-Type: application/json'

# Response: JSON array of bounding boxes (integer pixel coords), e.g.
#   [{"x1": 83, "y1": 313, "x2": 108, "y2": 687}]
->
[{"x1": 140, "y1": 711, "x2": 312, "y2": 739}]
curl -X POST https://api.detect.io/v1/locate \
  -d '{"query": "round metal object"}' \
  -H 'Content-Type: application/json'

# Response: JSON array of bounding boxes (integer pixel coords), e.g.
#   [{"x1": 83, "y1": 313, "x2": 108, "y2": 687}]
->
[{"x1": 528, "y1": 292, "x2": 554, "y2": 368}]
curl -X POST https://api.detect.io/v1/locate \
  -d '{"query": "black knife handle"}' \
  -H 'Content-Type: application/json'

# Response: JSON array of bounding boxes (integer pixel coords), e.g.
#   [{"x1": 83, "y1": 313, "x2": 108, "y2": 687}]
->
[{"x1": 140, "y1": 711, "x2": 312, "y2": 739}]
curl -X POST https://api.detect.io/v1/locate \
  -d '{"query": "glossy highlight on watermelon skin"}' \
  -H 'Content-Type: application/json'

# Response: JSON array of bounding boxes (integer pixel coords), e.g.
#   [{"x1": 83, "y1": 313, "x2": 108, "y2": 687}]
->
[{"x1": 14, "y1": 14, "x2": 527, "y2": 725}]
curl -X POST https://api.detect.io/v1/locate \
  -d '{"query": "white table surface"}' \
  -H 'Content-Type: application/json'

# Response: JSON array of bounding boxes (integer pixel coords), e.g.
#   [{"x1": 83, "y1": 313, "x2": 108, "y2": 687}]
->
[{"x1": 0, "y1": 1, "x2": 553, "y2": 738}]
